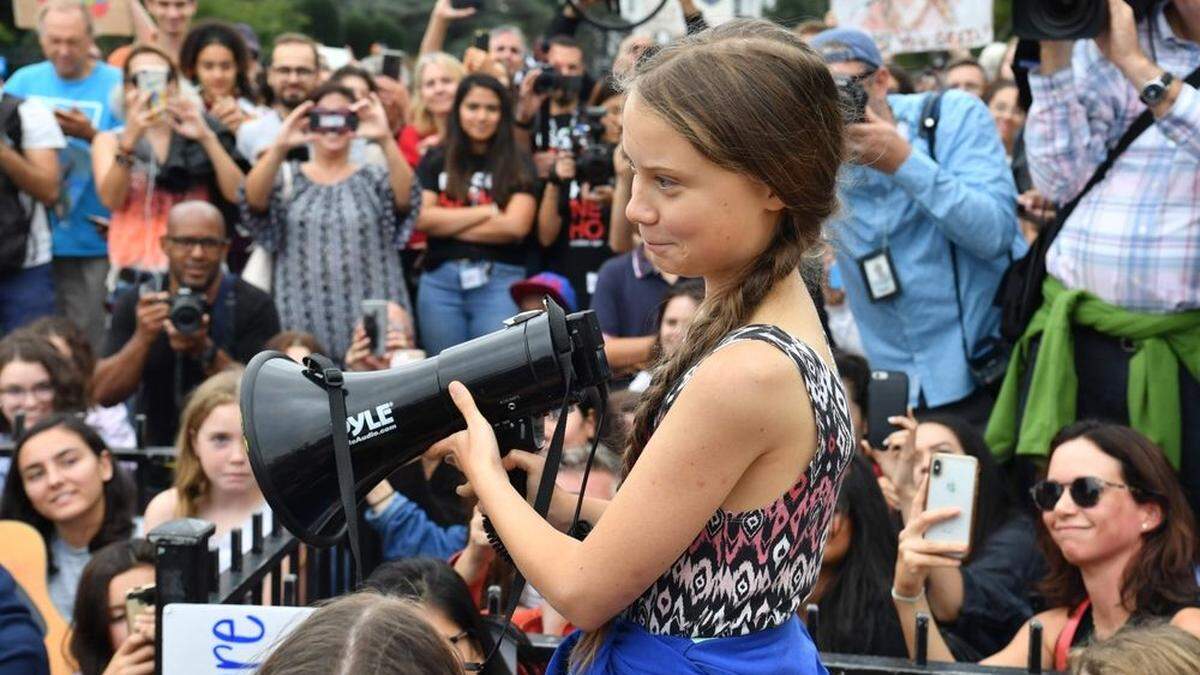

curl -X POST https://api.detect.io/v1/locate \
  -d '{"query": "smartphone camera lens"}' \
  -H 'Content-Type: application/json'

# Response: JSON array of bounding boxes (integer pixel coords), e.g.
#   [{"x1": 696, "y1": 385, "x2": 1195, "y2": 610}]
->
[{"x1": 932, "y1": 459, "x2": 942, "y2": 476}]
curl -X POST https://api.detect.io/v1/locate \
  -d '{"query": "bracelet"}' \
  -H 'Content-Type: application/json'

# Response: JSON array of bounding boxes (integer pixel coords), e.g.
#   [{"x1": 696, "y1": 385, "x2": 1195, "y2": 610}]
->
[
  {"x1": 890, "y1": 585, "x2": 925, "y2": 603},
  {"x1": 367, "y1": 490, "x2": 396, "y2": 509}
]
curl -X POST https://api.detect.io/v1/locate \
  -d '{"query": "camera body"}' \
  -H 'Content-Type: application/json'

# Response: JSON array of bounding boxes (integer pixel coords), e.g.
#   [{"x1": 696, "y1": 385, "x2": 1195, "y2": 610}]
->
[
  {"x1": 566, "y1": 107, "x2": 615, "y2": 187},
  {"x1": 835, "y1": 75, "x2": 869, "y2": 125},
  {"x1": 533, "y1": 65, "x2": 584, "y2": 97},
  {"x1": 308, "y1": 109, "x2": 359, "y2": 134},
  {"x1": 139, "y1": 273, "x2": 208, "y2": 335},
  {"x1": 1013, "y1": 0, "x2": 1158, "y2": 40}
]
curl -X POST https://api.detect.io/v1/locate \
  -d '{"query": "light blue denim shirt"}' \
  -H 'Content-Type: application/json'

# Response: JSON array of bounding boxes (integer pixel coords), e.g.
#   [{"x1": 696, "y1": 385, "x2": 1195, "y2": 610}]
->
[{"x1": 830, "y1": 89, "x2": 1023, "y2": 408}]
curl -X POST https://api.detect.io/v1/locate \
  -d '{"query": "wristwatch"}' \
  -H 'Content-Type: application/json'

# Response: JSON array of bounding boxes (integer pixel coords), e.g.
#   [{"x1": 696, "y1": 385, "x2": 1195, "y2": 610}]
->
[{"x1": 1139, "y1": 70, "x2": 1175, "y2": 106}]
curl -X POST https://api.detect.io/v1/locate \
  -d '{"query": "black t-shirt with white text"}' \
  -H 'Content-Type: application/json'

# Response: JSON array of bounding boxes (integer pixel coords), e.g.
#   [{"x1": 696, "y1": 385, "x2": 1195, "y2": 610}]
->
[
  {"x1": 544, "y1": 179, "x2": 614, "y2": 308},
  {"x1": 415, "y1": 148, "x2": 537, "y2": 270}
]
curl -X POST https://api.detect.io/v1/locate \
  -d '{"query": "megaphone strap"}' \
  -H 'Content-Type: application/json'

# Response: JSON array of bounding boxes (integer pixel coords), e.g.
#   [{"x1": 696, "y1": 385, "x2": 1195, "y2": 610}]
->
[{"x1": 302, "y1": 354, "x2": 363, "y2": 587}]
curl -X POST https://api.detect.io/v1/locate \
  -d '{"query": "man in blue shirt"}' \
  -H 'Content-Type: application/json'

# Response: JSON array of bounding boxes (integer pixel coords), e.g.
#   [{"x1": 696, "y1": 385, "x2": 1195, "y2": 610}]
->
[
  {"x1": 5, "y1": 1, "x2": 124, "y2": 349},
  {"x1": 812, "y1": 28, "x2": 1019, "y2": 429}
]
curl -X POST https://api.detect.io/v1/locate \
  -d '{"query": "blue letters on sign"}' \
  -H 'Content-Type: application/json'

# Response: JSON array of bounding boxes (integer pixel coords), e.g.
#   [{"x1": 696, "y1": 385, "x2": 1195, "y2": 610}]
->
[{"x1": 212, "y1": 615, "x2": 267, "y2": 669}]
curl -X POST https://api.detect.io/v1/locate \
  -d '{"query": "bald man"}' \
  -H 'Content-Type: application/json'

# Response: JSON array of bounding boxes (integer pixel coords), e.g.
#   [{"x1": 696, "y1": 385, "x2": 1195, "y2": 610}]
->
[{"x1": 95, "y1": 201, "x2": 280, "y2": 445}]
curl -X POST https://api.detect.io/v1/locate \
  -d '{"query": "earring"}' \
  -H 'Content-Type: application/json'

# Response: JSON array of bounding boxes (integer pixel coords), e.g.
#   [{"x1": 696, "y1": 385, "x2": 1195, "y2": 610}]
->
[{"x1": 1141, "y1": 522, "x2": 1149, "y2": 530}]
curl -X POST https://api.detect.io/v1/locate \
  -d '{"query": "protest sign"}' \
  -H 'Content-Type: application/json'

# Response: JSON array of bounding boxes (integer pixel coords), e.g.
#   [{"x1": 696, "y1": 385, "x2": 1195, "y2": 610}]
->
[
  {"x1": 162, "y1": 603, "x2": 314, "y2": 674},
  {"x1": 832, "y1": 0, "x2": 993, "y2": 55},
  {"x1": 14, "y1": 0, "x2": 133, "y2": 37}
]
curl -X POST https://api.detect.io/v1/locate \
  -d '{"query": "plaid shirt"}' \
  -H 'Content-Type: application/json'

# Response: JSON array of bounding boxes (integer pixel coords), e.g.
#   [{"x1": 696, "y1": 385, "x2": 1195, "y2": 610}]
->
[{"x1": 1026, "y1": 7, "x2": 1200, "y2": 312}]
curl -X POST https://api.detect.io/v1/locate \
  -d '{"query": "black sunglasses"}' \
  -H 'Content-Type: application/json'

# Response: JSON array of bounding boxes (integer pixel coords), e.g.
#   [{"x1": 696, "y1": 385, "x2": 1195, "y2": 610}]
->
[{"x1": 1029, "y1": 476, "x2": 1143, "y2": 511}]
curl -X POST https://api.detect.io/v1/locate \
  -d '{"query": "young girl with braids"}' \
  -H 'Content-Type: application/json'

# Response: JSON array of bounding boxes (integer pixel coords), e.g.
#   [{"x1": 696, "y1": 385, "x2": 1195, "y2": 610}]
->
[{"x1": 432, "y1": 19, "x2": 854, "y2": 673}]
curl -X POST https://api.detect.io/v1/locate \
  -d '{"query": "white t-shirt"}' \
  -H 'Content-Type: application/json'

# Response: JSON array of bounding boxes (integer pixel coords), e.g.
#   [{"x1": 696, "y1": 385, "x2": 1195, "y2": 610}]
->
[{"x1": 4, "y1": 96, "x2": 67, "y2": 268}]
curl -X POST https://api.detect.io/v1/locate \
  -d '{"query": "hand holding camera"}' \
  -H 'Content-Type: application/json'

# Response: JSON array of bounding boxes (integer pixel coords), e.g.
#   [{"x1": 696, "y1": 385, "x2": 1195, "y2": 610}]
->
[
  {"x1": 867, "y1": 413, "x2": 921, "y2": 517},
  {"x1": 552, "y1": 151, "x2": 576, "y2": 184},
  {"x1": 120, "y1": 89, "x2": 159, "y2": 149},
  {"x1": 274, "y1": 101, "x2": 316, "y2": 152},
  {"x1": 167, "y1": 98, "x2": 216, "y2": 144},
  {"x1": 133, "y1": 292, "x2": 171, "y2": 344},
  {"x1": 350, "y1": 94, "x2": 391, "y2": 143},
  {"x1": 516, "y1": 68, "x2": 550, "y2": 125},
  {"x1": 845, "y1": 106, "x2": 911, "y2": 175},
  {"x1": 165, "y1": 311, "x2": 211, "y2": 357},
  {"x1": 103, "y1": 629, "x2": 155, "y2": 675},
  {"x1": 892, "y1": 472, "x2": 968, "y2": 600}
]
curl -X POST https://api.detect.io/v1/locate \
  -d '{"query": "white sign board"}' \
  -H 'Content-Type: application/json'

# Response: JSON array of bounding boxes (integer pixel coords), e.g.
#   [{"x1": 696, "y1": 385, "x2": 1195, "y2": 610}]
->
[
  {"x1": 832, "y1": 0, "x2": 993, "y2": 56},
  {"x1": 163, "y1": 603, "x2": 314, "y2": 673}
]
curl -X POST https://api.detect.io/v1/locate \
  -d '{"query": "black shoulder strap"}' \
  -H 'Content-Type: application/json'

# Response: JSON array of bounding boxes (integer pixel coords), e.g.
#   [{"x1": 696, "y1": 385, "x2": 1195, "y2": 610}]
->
[{"x1": 918, "y1": 91, "x2": 944, "y2": 159}]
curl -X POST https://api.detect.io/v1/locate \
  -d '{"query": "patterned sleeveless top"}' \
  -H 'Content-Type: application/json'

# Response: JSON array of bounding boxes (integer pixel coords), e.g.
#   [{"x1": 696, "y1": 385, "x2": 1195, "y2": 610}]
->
[{"x1": 623, "y1": 325, "x2": 855, "y2": 638}]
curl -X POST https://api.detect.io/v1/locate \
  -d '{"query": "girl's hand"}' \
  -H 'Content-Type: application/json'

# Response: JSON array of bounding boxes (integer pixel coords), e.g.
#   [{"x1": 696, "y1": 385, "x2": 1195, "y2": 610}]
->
[
  {"x1": 121, "y1": 89, "x2": 158, "y2": 146},
  {"x1": 275, "y1": 101, "x2": 315, "y2": 150},
  {"x1": 352, "y1": 94, "x2": 391, "y2": 143},
  {"x1": 168, "y1": 98, "x2": 215, "y2": 142},
  {"x1": 429, "y1": 382, "x2": 504, "y2": 485},
  {"x1": 467, "y1": 506, "x2": 491, "y2": 549},
  {"x1": 210, "y1": 96, "x2": 248, "y2": 133},
  {"x1": 102, "y1": 629, "x2": 155, "y2": 675},
  {"x1": 868, "y1": 412, "x2": 921, "y2": 519},
  {"x1": 893, "y1": 474, "x2": 966, "y2": 598}
]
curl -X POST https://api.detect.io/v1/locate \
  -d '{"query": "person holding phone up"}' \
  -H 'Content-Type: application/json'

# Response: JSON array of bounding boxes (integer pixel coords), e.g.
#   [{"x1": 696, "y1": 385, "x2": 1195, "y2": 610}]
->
[
  {"x1": 871, "y1": 413, "x2": 1041, "y2": 658},
  {"x1": 890, "y1": 422, "x2": 1200, "y2": 669},
  {"x1": 241, "y1": 81, "x2": 419, "y2": 361}
]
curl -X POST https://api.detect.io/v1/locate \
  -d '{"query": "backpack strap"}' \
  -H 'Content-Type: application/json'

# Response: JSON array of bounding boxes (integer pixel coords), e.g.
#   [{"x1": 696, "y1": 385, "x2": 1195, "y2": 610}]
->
[{"x1": 917, "y1": 91, "x2": 944, "y2": 159}]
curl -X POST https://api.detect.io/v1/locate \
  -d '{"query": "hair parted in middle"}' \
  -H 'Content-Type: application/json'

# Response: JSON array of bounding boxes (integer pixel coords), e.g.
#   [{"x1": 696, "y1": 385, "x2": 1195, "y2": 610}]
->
[{"x1": 171, "y1": 368, "x2": 245, "y2": 518}]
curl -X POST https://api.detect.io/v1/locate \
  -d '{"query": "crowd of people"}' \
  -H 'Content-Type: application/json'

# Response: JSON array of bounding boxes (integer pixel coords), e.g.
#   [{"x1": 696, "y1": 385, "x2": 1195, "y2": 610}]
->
[{"x1": 1, "y1": 0, "x2": 1199, "y2": 673}]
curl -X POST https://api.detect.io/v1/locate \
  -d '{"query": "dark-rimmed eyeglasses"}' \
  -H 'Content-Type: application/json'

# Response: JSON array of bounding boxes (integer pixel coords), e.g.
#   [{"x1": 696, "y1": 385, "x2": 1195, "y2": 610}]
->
[
  {"x1": 165, "y1": 236, "x2": 229, "y2": 252},
  {"x1": 1029, "y1": 476, "x2": 1144, "y2": 511}
]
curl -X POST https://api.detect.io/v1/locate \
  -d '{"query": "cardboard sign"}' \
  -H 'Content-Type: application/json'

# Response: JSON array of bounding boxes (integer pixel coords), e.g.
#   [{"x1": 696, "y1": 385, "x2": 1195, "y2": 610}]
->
[
  {"x1": 162, "y1": 603, "x2": 314, "y2": 673},
  {"x1": 832, "y1": 0, "x2": 993, "y2": 55},
  {"x1": 14, "y1": 0, "x2": 133, "y2": 37}
]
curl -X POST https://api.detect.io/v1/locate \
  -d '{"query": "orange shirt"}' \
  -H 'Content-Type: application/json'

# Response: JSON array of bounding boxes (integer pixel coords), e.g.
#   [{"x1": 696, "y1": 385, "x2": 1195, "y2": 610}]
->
[{"x1": 108, "y1": 168, "x2": 209, "y2": 272}]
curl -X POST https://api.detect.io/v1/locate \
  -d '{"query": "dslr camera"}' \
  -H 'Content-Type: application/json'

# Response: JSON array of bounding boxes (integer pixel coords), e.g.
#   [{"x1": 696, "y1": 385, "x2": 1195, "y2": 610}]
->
[
  {"x1": 565, "y1": 107, "x2": 616, "y2": 187},
  {"x1": 1013, "y1": 0, "x2": 1157, "y2": 40},
  {"x1": 834, "y1": 75, "x2": 869, "y2": 125},
  {"x1": 140, "y1": 273, "x2": 208, "y2": 336},
  {"x1": 533, "y1": 64, "x2": 585, "y2": 98}
]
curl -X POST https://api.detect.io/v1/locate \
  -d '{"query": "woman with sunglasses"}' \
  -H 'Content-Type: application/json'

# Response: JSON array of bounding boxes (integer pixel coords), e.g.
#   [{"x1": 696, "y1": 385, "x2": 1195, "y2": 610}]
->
[{"x1": 891, "y1": 421, "x2": 1200, "y2": 669}]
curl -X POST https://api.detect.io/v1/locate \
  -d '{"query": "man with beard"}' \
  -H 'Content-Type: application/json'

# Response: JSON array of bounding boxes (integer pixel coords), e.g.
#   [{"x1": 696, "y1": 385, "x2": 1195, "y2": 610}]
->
[
  {"x1": 94, "y1": 201, "x2": 279, "y2": 445},
  {"x1": 235, "y1": 33, "x2": 321, "y2": 162}
]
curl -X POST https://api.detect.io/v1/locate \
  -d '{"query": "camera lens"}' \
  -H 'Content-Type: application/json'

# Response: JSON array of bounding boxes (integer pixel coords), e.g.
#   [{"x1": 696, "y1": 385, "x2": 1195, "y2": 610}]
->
[{"x1": 932, "y1": 459, "x2": 942, "y2": 476}]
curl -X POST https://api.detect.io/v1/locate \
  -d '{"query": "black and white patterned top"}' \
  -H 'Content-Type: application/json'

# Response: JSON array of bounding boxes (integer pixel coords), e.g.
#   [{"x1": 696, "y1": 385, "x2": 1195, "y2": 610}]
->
[
  {"x1": 623, "y1": 324, "x2": 855, "y2": 638},
  {"x1": 238, "y1": 161, "x2": 421, "y2": 359}
]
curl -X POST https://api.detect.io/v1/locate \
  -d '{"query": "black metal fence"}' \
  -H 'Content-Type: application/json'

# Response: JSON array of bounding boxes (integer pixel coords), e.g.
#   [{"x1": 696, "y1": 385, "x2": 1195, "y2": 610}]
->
[{"x1": 148, "y1": 522, "x2": 1062, "y2": 675}]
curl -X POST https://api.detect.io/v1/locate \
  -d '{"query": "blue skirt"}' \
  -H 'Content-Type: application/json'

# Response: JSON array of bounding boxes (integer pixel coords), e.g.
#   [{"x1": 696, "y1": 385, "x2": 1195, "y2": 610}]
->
[{"x1": 545, "y1": 616, "x2": 828, "y2": 674}]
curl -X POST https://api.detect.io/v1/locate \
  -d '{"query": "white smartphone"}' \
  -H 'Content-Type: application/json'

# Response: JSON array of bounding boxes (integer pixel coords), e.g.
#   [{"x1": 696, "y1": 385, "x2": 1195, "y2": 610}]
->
[{"x1": 923, "y1": 452, "x2": 979, "y2": 559}]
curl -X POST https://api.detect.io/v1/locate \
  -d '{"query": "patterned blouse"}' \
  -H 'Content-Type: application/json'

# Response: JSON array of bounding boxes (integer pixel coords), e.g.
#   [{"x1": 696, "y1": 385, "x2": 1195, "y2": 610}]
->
[
  {"x1": 623, "y1": 324, "x2": 855, "y2": 638},
  {"x1": 238, "y1": 161, "x2": 420, "y2": 359}
]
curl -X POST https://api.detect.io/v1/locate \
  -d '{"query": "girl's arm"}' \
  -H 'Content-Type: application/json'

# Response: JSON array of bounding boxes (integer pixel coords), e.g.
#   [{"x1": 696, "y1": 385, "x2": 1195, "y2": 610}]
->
[
  {"x1": 416, "y1": 190, "x2": 497, "y2": 236},
  {"x1": 436, "y1": 340, "x2": 813, "y2": 630},
  {"x1": 453, "y1": 193, "x2": 537, "y2": 245},
  {"x1": 381, "y1": 137, "x2": 416, "y2": 211}
]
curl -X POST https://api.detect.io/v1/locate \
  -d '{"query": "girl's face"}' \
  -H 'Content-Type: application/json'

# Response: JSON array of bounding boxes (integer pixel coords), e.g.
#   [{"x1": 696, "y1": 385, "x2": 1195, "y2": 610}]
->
[
  {"x1": 912, "y1": 422, "x2": 964, "y2": 485},
  {"x1": 1042, "y1": 438, "x2": 1159, "y2": 567},
  {"x1": 195, "y1": 43, "x2": 238, "y2": 101},
  {"x1": 312, "y1": 92, "x2": 355, "y2": 155},
  {"x1": 600, "y1": 94, "x2": 624, "y2": 144},
  {"x1": 107, "y1": 563, "x2": 155, "y2": 650},
  {"x1": 17, "y1": 426, "x2": 112, "y2": 526},
  {"x1": 987, "y1": 86, "x2": 1025, "y2": 151},
  {"x1": 422, "y1": 605, "x2": 483, "y2": 665},
  {"x1": 421, "y1": 63, "x2": 459, "y2": 117},
  {"x1": 0, "y1": 360, "x2": 56, "y2": 431},
  {"x1": 458, "y1": 85, "x2": 501, "y2": 145},
  {"x1": 658, "y1": 294, "x2": 699, "y2": 359},
  {"x1": 193, "y1": 403, "x2": 256, "y2": 497},
  {"x1": 621, "y1": 93, "x2": 785, "y2": 285},
  {"x1": 338, "y1": 75, "x2": 372, "y2": 103}
]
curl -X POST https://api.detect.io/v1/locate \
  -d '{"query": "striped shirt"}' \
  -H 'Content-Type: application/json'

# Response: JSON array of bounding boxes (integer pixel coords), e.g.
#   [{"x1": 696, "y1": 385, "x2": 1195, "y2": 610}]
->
[{"x1": 1025, "y1": 6, "x2": 1200, "y2": 312}]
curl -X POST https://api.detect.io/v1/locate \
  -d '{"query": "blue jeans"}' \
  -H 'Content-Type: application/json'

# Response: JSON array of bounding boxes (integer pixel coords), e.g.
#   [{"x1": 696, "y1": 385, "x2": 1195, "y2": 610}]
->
[
  {"x1": 417, "y1": 260, "x2": 524, "y2": 356},
  {"x1": 0, "y1": 263, "x2": 56, "y2": 336}
]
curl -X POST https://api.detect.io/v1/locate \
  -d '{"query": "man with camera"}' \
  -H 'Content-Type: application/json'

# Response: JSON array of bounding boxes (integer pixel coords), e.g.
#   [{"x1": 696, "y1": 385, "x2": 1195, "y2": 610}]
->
[
  {"x1": 812, "y1": 28, "x2": 1019, "y2": 429},
  {"x1": 516, "y1": 36, "x2": 589, "y2": 179},
  {"x1": 990, "y1": 0, "x2": 1200, "y2": 506},
  {"x1": 95, "y1": 201, "x2": 279, "y2": 445},
  {"x1": 236, "y1": 33, "x2": 321, "y2": 162}
]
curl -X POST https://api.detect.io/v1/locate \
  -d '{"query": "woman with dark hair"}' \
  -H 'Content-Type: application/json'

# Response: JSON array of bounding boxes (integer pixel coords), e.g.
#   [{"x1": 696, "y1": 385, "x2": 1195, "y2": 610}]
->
[
  {"x1": 179, "y1": 20, "x2": 261, "y2": 134},
  {"x1": 892, "y1": 422, "x2": 1200, "y2": 669},
  {"x1": 809, "y1": 455, "x2": 907, "y2": 657},
  {"x1": 70, "y1": 539, "x2": 156, "y2": 675},
  {"x1": 242, "y1": 80, "x2": 418, "y2": 359},
  {"x1": 25, "y1": 318, "x2": 136, "y2": 450},
  {"x1": 414, "y1": 73, "x2": 537, "y2": 355},
  {"x1": 628, "y1": 279, "x2": 705, "y2": 393},
  {"x1": 0, "y1": 333, "x2": 87, "y2": 447},
  {"x1": 874, "y1": 413, "x2": 1043, "y2": 658},
  {"x1": 0, "y1": 415, "x2": 136, "y2": 619},
  {"x1": 365, "y1": 557, "x2": 510, "y2": 675},
  {"x1": 257, "y1": 592, "x2": 463, "y2": 675}
]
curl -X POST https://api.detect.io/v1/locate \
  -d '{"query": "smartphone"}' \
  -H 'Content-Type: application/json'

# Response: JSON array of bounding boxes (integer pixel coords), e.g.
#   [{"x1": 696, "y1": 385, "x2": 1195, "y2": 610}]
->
[
  {"x1": 135, "y1": 68, "x2": 169, "y2": 114},
  {"x1": 86, "y1": 215, "x2": 110, "y2": 234},
  {"x1": 380, "y1": 49, "x2": 406, "y2": 81},
  {"x1": 308, "y1": 109, "x2": 358, "y2": 133},
  {"x1": 923, "y1": 453, "x2": 979, "y2": 558},
  {"x1": 361, "y1": 299, "x2": 389, "y2": 358},
  {"x1": 125, "y1": 584, "x2": 155, "y2": 634},
  {"x1": 866, "y1": 370, "x2": 909, "y2": 449}
]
